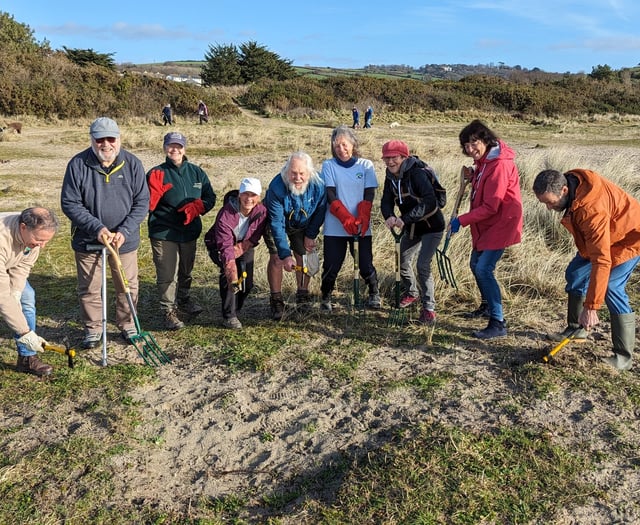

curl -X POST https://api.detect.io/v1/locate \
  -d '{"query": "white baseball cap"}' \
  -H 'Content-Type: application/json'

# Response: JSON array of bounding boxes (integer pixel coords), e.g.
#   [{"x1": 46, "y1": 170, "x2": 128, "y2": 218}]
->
[{"x1": 239, "y1": 177, "x2": 262, "y2": 195}]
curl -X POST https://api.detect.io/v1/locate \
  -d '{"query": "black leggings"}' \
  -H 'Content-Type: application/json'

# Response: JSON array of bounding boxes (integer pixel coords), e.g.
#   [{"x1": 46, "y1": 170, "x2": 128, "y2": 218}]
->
[{"x1": 321, "y1": 235, "x2": 376, "y2": 296}]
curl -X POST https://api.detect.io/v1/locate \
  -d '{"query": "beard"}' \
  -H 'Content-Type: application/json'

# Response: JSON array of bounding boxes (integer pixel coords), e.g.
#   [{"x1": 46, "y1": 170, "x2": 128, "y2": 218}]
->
[{"x1": 289, "y1": 180, "x2": 309, "y2": 197}]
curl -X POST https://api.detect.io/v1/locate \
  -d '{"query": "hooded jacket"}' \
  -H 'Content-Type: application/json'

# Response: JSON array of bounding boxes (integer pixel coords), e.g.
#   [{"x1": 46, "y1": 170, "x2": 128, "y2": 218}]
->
[
  {"x1": 561, "y1": 168, "x2": 640, "y2": 310},
  {"x1": 204, "y1": 190, "x2": 268, "y2": 267},
  {"x1": 458, "y1": 139, "x2": 523, "y2": 251},
  {"x1": 380, "y1": 156, "x2": 445, "y2": 237}
]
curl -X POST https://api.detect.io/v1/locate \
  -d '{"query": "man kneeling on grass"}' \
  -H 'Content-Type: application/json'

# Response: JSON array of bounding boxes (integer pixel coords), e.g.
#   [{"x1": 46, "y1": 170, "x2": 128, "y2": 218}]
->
[
  {"x1": 533, "y1": 168, "x2": 640, "y2": 370},
  {"x1": 0, "y1": 207, "x2": 59, "y2": 376}
]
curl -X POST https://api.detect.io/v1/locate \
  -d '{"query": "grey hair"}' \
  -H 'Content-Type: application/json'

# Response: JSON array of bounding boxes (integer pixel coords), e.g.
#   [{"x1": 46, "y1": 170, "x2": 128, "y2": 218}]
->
[
  {"x1": 330, "y1": 125, "x2": 360, "y2": 159},
  {"x1": 280, "y1": 151, "x2": 322, "y2": 185},
  {"x1": 532, "y1": 169, "x2": 567, "y2": 196},
  {"x1": 19, "y1": 207, "x2": 59, "y2": 232}
]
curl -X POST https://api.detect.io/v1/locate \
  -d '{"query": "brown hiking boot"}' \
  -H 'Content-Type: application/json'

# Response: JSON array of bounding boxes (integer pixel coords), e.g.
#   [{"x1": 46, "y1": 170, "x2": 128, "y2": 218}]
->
[
  {"x1": 164, "y1": 309, "x2": 185, "y2": 330},
  {"x1": 17, "y1": 355, "x2": 53, "y2": 376},
  {"x1": 270, "y1": 293, "x2": 285, "y2": 321},
  {"x1": 178, "y1": 298, "x2": 203, "y2": 317}
]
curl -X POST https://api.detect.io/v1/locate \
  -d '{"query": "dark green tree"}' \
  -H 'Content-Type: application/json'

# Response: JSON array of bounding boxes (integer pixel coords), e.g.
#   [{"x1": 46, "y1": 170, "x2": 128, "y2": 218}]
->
[
  {"x1": 589, "y1": 64, "x2": 615, "y2": 81},
  {"x1": 0, "y1": 11, "x2": 45, "y2": 55},
  {"x1": 201, "y1": 43, "x2": 242, "y2": 86},
  {"x1": 62, "y1": 47, "x2": 116, "y2": 70},
  {"x1": 238, "y1": 41, "x2": 295, "y2": 83}
]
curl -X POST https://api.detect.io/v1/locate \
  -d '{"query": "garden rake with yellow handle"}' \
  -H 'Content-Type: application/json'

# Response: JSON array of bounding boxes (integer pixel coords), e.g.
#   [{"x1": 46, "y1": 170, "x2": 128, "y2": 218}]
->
[
  {"x1": 436, "y1": 165, "x2": 471, "y2": 289},
  {"x1": 102, "y1": 236, "x2": 171, "y2": 366},
  {"x1": 388, "y1": 228, "x2": 407, "y2": 327}
]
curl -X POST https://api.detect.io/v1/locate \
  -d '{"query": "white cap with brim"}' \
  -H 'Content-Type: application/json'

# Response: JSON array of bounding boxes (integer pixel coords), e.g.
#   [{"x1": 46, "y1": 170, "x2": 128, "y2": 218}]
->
[
  {"x1": 239, "y1": 177, "x2": 262, "y2": 195},
  {"x1": 90, "y1": 117, "x2": 120, "y2": 139}
]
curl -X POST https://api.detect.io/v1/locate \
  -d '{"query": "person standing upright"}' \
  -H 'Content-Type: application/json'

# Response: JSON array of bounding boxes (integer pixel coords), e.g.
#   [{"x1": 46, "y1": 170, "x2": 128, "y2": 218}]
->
[
  {"x1": 61, "y1": 117, "x2": 149, "y2": 348},
  {"x1": 146, "y1": 131, "x2": 216, "y2": 330},
  {"x1": 351, "y1": 106, "x2": 360, "y2": 129},
  {"x1": 449, "y1": 119, "x2": 523, "y2": 339}
]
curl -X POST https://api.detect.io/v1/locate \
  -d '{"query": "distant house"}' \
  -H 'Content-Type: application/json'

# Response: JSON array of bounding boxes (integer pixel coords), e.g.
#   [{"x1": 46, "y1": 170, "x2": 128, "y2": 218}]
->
[{"x1": 166, "y1": 74, "x2": 202, "y2": 86}]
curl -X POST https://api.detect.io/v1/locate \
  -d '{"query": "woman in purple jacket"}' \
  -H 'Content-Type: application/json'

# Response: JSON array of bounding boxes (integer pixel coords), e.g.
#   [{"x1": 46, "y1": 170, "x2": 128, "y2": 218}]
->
[
  {"x1": 204, "y1": 178, "x2": 268, "y2": 329},
  {"x1": 449, "y1": 120, "x2": 523, "y2": 339}
]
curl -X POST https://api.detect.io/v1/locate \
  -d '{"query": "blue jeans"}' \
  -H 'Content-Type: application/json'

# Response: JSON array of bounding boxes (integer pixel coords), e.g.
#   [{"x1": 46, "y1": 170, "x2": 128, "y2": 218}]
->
[
  {"x1": 14, "y1": 280, "x2": 37, "y2": 357},
  {"x1": 470, "y1": 249, "x2": 505, "y2": 320},
  {"x1": 565, "y1": 253, "x2": 639, "y2": 314}
]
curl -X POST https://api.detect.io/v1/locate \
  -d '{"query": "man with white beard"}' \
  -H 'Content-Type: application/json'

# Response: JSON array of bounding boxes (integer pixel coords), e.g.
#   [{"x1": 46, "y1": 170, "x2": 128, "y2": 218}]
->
[
  {"x1": 263, "y1": 151, "x2": 326, "y2": 320},
  {"x1": 61, "y1": 117, "x2": 149, "y2": 349}
]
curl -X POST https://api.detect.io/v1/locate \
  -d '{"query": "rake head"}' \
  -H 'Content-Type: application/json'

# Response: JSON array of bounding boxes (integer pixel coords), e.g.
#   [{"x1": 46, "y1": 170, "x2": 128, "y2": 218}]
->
[{"x1": 131, "y1": 331, "x2": 171, "y2": 366}]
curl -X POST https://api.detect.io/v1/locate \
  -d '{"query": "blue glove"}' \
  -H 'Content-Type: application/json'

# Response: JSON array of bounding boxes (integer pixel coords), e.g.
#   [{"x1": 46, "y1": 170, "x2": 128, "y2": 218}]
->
[{"x1": 449, "y1": 217, "x2": 461, "y2": 234}]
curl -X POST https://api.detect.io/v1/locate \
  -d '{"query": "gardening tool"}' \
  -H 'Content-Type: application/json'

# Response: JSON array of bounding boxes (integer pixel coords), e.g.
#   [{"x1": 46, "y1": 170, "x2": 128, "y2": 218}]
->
[
  {"x1": 42, "y1": 341, "x2": 76, "y2": 368},
  {"x1": 436, "y1": 165, "x2": 470, "y2": 289},
  {"x1": 388, "y1": 228, "x2": 407, "y2": 327},
  {"x1": 87, "y1": 242, "x2": 109, "y2": 366},
  {"x1": 101, "y1": 236, "x2": 171, "y2": 366},
  {"x1": 542, "y1": 327, "x2": 585, "y2": 363},
  {"x1": 352, "y1": 229, "x2": 362, "y2": 310},
  {"x1": 232, "y1": 260, "x2": 248, "y2": 294}
]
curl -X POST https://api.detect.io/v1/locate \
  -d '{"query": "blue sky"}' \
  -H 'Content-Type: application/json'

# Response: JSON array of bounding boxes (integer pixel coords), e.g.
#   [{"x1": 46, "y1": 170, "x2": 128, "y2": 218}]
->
[{"x1": 3, "y1": 0, "x2": 640, "y2": 73}]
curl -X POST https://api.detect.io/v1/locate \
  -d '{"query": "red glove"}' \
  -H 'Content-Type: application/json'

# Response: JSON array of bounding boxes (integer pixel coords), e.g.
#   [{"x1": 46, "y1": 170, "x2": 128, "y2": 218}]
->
[
  {"x1": 148, "y1": 169, "x2": 173, "y2": 211},
  {"x1": 329, "y1": 199, "x2": 359, "y2": 235},
  {"x1": 178, "y1": 199, "x2": 205, "y2": 225},
  {"x1": 356, "y1": 200, "x2": 372, "y2": 237}
]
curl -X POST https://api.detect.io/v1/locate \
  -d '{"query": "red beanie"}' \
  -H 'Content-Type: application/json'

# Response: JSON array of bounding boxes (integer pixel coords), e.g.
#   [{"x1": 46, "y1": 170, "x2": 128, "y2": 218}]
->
[{"x1": 382, "y1": 140, "x2": 410, "y2": 158}]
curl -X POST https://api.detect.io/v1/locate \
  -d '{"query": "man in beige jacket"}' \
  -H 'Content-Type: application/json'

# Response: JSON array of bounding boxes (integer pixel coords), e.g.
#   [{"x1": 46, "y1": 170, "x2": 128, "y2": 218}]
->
[{"x1": 0, "y1": 207, "x2": 58, "y2": 376}]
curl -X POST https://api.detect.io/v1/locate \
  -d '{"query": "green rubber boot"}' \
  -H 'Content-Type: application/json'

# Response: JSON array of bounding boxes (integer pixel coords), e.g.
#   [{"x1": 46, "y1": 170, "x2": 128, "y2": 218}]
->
[
  {"x1": 602, "y1": 312, "x2": 635, "y2": 371},
  {"x1": 546, "y1": 294, "x2": 589, "y2": 342}
]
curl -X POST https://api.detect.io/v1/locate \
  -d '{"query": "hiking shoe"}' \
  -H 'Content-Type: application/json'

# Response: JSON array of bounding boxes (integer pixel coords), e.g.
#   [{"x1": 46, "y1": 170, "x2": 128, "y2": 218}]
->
[
  {"x1": 399, "y1": 294, "x2": 418, "y2": 308},
  {"x1": 546, "y1": 326, "x2": 589, "y2": 342},
  {"x1": 270, "y1": 293, "x2": 285, "y2": 321},
  {"x1": 82, "y1": 331, "x2": 102, "y2": 349},
  {"x1": 223, "y1": 317, "x2": 243, "y2": 330},
  {"x1": 366, "y1": 292, "x2": 382, "y2": 309},
  {"x1": 463, "y1": 302, "x2": 490, "y2": 318},
  {"x1": 164, "y1": 310, "x2": 185, "y2": 330},
  {"x1": 17, "y1": 355, "x2": 53, "y2": 376},
  {"x1": 320, "y1": 294, "x2": 332, "y2": 312},
  {"x1": 178, "y1": 298, "x2": 203, "y2": 317},
  {"x1": 418, "y1": 309, "x2": 436, "y2": 324},
  {"x1": 473, "y1": 318, "x2": 507, "y2": 339},
  {"x1": 296, "y1": 290, "x2": 312, "y2": 312},
  {"x1": 121, "y1": 327, "x2": 138, "y2": 344}
]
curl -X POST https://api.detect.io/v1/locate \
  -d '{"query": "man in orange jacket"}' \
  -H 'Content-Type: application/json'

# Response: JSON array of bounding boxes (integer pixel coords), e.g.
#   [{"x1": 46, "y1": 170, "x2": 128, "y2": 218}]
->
[{"x1": 533, "y1": 168, "x2": 640, "y2": 370}]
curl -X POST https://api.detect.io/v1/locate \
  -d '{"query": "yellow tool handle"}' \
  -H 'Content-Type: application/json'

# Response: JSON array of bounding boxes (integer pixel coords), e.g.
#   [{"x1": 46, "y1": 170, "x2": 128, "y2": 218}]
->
[
  {"x1": 542, "y1": 327, "x2": 584, "y2": 362},
  {"x1": 42, "y1": 343, "x2": 76, "y2": 359},
  {"x1": 293, "y1": 265, "x2": 308, "y2": 274}
]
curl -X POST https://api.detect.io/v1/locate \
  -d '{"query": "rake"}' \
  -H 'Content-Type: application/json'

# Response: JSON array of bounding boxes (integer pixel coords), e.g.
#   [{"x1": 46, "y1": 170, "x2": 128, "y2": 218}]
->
[
  {"x1": 388, "y1": 228, "x2": 407, "y2": 327},
  {"x1": 436, "y1": 166, "x2": 470, "y2": 289},
  {"x1": 102, "y1": 237, "x2": 171, "y2": 366}
]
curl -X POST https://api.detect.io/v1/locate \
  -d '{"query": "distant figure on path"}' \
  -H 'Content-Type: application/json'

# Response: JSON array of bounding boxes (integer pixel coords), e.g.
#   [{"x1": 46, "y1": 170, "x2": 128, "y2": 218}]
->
[
  {"x1": 364, "y1": 105, "x2": 373, "y2": 128},
  {"x1": 351, "y1": 106, "x2": 360, "y2": 129},
  {"x1": 162, "y1": 104, "x2": 172, "y2": 126},
  {"x1": 198, "y1": 100, "x2": 209, "y2": 124}
]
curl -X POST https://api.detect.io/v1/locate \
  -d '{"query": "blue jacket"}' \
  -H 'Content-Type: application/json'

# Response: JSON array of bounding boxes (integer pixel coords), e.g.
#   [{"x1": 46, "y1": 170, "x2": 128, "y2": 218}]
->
[
  {"x1": 264, "y1": 173, "x2": 326, "y2": 259},
  {"x1": 61, "y1": 147, "x2": 149, "y2": 253}
]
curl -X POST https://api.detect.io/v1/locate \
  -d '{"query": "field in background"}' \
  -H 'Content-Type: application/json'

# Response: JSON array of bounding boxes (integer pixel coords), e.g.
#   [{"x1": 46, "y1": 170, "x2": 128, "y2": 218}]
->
[{"x1": 1, "y1": 112, "x2": 639, "y2": 524}]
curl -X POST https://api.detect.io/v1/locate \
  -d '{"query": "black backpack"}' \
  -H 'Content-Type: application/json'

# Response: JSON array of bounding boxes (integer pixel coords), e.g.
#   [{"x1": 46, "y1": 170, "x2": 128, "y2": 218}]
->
[{"x1": 414, "y1": 157, "x2": 447, "y2": 209}]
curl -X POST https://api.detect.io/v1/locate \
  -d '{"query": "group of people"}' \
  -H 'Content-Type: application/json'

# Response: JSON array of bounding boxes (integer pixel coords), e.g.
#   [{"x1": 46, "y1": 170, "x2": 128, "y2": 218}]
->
[
  {"x1": 161, "y1": 101, "x2": 210, "y2": 126},
  {"x1": 351, "y1": 106, "x2": 373, "y2": 129},
  {"x1": 3, "y1": 117, "x2": 639, "y2": 377}
]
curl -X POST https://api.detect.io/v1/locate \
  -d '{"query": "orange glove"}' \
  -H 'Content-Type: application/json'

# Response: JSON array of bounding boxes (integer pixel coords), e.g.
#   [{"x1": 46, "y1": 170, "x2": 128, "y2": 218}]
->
[
  {"x1": 178, "y1": 199, "x2": 205, "y2": 225},
  {"x1": 356, "y1": 200, "x2": 372, "y2": 237},
  {"x1": 148, "y1": 169, "x2": 173, "y2": 211},
  {"x1": 329, "y1": 200, "x2": 359, "y2": 235}
]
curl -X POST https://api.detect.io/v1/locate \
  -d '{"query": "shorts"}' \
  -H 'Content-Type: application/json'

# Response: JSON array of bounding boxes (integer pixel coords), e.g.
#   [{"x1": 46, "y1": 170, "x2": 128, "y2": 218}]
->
[{"x1": 263, "y1": 224, "x2": 306, "y2": 257}]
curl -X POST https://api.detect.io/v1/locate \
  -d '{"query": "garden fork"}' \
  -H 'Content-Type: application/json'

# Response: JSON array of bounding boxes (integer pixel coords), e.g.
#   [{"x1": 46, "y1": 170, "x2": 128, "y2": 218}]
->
[
  {"x1": 388, "y1": 228, "x2": 407, "y2": 327},
  {"x1": 436, "y1": 165, "x2": 470, "y2": 289}
]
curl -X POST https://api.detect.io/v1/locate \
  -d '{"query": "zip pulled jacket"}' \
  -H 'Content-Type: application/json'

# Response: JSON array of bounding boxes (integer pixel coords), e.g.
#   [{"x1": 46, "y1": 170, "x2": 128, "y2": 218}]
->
[
  {"x1": 147, "y1": 156, "x2": 216, "y2": 242},
  {"x1": 264, "y1": 173, "x2": 326, "y2": 260},
  {"x1": 204, "y1": 191, "x2": 268, "y2": 268},
  {"x1": 61, "y1": 147, "x2": 149, "y2": 253},
  {"x1": 380, "y1": 156, "x2": 445, "y2": 237},
  {"x1": 457, "y1": 139, "x2": 523, "y2": 251},
  {"x1": 561, "y1": 168, "x2": 640, "y2": 310}
]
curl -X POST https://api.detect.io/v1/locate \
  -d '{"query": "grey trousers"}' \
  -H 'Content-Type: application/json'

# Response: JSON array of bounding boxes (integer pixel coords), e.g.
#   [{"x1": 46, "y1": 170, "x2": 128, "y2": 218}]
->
[
  {"x1": 400, "y1": 230, "x2": 443, "y2": 311},
  {"x1": 150, "y1": 238, "x2": 197, "y2": 313}
]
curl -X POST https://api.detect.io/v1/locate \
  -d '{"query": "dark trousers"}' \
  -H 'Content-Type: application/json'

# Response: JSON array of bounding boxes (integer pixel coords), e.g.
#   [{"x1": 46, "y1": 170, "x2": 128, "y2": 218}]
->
[
  {"x1": 321, "y1": 235, "x2": 376, "y2": 296},
  {"x1": 210, "y1": 248, "x2": 254, "y2": 320}
]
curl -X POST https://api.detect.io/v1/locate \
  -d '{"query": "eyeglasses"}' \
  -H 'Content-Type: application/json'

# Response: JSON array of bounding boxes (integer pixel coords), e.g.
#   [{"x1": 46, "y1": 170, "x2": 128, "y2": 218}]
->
[
  {"x1": 382, "y1": 155, "x2": 402, "y2": 163},
  {"x1": 93, "y1": 136, "x2": 117, "y2": 144}
]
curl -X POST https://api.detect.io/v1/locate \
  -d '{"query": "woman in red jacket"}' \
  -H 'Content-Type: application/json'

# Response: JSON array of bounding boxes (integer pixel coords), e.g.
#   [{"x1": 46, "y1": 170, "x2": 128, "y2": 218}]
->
[{"x1": 449, "y1": 120, "x2": 523, "y2": 339}]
